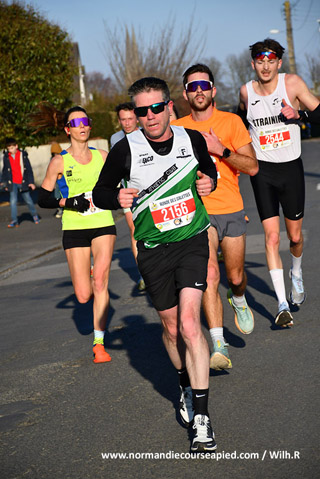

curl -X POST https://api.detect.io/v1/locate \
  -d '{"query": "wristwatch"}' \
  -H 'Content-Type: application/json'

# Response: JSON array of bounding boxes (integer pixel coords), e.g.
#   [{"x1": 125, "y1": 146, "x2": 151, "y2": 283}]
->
[{"x1": 222, "y1": 147, "x2": 231, "y2": 158}]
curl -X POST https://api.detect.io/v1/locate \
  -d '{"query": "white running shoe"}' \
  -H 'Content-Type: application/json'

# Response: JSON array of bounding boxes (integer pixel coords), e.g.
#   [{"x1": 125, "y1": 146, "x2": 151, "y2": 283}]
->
[
  {"x1": 191, "y1": 414, "x2": 217, "y2": 452},
  {"x1": 289, "y1": 269, "x2": 306, "y2": 305}
]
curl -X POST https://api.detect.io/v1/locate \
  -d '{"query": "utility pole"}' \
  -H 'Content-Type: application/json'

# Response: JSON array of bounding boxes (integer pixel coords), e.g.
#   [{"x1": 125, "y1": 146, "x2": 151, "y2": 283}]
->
[{"x1": 284, "y1": 1, "x2": 297, "y2": 73}]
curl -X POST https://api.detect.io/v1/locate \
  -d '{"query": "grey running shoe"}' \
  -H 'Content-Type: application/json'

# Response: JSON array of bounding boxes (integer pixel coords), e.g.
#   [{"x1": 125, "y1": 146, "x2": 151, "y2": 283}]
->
[
  {"x1": 227, "y1": 289, "x2": 254, "y2": 334},
  {"x1": 275, "y1": 302, "x2": 293, "y2": 327},
  {"x1": 179, "y1": 386, "x2": 194, "y2": 427},
  {"x1": 191, "y1": 414, "x2": 217, "y2": 452},
  {"x1": 210, "y1": 340, "x2": 232, "y2": 371},
  {"x1": 137, "y1": 277, "x2": 146, "y2": 291},
  {"x1": 289, "y1": 269, "x2": 306, "y2": 305}
]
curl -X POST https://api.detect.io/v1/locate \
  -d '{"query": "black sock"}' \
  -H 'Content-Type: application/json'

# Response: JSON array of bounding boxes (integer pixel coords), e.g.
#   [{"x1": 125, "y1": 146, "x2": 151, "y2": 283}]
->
[
  {"x1": 192, "y1": 388, "x2": 209, "y2": 416},
  {"x1": 177, "y1": 367, "x2": 190, "y2": 389}
]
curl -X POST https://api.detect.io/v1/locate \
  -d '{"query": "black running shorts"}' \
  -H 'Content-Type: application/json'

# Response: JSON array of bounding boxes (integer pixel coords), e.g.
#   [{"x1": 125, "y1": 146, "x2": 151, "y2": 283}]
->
[
  {"x1": 62, "y1": 225, "x2": 117, "y2": 250},
  {"x1": 137, "y1": 231, "x2": 209, "y2": 312},
  {"x1": 250, "y1": 158, "x2": 305, "y2": 222}
]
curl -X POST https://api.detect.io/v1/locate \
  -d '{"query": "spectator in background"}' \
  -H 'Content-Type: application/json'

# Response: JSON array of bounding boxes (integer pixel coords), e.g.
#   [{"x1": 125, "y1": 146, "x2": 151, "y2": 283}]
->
[{"x1": 1, "y1": 137, "x2": 40, "y2": 228}]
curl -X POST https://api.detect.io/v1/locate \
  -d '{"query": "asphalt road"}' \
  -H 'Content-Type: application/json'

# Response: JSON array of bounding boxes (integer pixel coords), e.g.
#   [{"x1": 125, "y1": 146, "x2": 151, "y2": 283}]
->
[{"x1": 0, "y1": 139, "x2": 319, "y2": 479}]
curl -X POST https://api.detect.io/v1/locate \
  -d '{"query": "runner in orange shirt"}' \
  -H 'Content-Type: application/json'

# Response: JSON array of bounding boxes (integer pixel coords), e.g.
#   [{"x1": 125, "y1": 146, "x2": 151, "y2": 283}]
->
[{"x1": 172, "y1": 64, "x2": 258, "y2": 370}]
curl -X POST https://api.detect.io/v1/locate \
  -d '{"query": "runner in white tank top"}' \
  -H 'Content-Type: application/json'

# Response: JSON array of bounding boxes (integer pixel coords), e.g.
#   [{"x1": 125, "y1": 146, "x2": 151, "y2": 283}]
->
[{"x1": 239, "y1": 38, "x2": 319, "y2": 327}]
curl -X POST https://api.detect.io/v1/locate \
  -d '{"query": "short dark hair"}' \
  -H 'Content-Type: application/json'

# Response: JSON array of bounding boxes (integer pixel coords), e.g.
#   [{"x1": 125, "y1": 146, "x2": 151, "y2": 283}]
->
[
  {"x1": 182, "y1": 64, "x2": 214, "y2": 88},
  {"x1": 64, "y1": 106, "x2": 88, "y2": 126},
  {"x1": 250, "y1": 38, "x2": 285, "y2": 59},
  {"x1": 5, "y1": 137, "x2": 17, "y2": 147},
  {"x1": 128, "y1": 77, "x2": 170, "y2": 103},
  {"x1": 115, "y1": 102, "x2": 135, "y2": 117}
]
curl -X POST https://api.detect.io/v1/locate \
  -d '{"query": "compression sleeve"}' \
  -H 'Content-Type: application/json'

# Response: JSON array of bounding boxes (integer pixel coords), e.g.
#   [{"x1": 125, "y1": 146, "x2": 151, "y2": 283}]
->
[
  {"x1": 93, "y1": 137, "x2": 131, "y2": 210},
  {"x1": 299, "y1": 104, "x2": 320, "y2": 125},
  {"x1": 236, "y1": 104, "x2": 249, "y2": 129},
  {"x1": 185, "y1": 129, "x2": 218, "y2": 191},
  {"x1": 38, "y1": 187, "x2": 60, "y2": 208}
]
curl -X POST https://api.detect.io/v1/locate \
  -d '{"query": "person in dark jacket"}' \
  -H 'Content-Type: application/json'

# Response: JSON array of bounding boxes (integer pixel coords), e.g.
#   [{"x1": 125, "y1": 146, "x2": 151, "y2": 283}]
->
[{"x1": 1, "y1": 138, "x2": 40, "y2": 227}]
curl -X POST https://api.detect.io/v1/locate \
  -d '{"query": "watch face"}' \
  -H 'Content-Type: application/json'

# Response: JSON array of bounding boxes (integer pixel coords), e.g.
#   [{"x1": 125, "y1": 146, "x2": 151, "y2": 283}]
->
[{"x1": 223, "y1": 148, "x2": 231, "y2": 158}]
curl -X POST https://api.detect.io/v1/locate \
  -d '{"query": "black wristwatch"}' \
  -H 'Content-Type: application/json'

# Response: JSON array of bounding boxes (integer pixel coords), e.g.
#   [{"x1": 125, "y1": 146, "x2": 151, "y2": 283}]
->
[{"x1": 222, "y1": 147, "x2": 231, "y2": 158}]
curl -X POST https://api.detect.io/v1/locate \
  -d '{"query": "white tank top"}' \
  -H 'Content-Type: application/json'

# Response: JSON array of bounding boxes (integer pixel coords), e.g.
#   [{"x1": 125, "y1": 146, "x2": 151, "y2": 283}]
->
[{"x1": 246, "y1": 73, "x2": 301, "y2": 163}]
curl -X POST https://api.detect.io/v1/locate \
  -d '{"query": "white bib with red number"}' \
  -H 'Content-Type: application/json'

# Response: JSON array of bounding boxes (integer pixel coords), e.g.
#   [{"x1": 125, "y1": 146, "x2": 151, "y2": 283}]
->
[
  {"x1": 149, "y1": 188, "x2": 196, "y2": 232},
  {"x1": 246, "y1": 73, "x2": 301, "y2": 163},
  {"x1": 259, "y1": 125, "x2": 291, "y2": 151},
  {"x1": 80, "y1": 191, "x2": 105, "y2": 216}
]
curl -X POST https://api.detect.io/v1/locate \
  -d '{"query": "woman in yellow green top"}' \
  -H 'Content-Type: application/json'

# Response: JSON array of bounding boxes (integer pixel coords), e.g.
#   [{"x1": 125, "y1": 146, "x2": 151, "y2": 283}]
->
[{"x1": 38, "y1": 106, "x2": 116, "y2": 363}]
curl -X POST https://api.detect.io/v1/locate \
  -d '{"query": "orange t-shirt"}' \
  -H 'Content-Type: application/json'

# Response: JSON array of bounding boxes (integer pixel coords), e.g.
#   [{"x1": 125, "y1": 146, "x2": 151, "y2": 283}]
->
[{"x1": 172, "y1": 109, "x2": 252, "y2": 214}]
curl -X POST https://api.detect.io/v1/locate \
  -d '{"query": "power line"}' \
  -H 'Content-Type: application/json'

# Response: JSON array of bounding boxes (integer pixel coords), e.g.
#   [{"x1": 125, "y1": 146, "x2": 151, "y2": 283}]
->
[
  {"x1": 292, "y1": 0, "x2": 314, "y2": 31},
  {"x1": 296, "y1": 28, "x2": 319, "y2": 55}
]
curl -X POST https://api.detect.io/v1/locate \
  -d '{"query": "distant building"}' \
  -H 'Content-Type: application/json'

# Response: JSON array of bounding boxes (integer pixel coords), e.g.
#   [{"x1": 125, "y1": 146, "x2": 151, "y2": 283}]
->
[{"x1": 72, "y1": 43, "x2": 87, "y2": 106}]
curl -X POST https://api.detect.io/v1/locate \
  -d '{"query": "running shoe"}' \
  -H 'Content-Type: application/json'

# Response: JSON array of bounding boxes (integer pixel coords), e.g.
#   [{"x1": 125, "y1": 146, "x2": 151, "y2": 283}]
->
[
  {"x1": 289, "y1": 269, "x2": 306, "y2": 305},
  {"x1": 8, "y1": 221, "x2": 19, "y2": 228},
  {"x1": 210, "y1": 340, "x2": 232, "y2": 371},
  {"x1": 217, "y1": 251, "x2": 224, "y2": 263},
  {"x1": 191, "y1": 414, "x2": 217, "y2": 452},
  {"x1": 93, "y1": 344, "x2": 111, "y2": 363},
  {"x1": 275, "y1": 302, "x2": 293, "y2": 327},
  {"x1": 33, "y1": 215, "x2": 40, "y2": 224},
  {"x1": 227, "y1": 289, "x2": 254, "y2": 334},
  {"x1": 179, "y1": 385, "x2": 194, "y2": 427},
  {"x1": 137, "y1": 277, "x2": 146, "y2": 291},
  {"x1": 55, "y1": 208, "x2": 63, "y2": 218}
]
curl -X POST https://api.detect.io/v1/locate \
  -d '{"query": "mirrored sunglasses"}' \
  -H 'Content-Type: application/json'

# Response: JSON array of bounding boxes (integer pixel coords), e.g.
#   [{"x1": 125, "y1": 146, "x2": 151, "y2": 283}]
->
[
  {"x1": 134, "y1": 101, "x2": 169, "y2": 117},
  {"x1": 67, "y1": 117, "x2": 92, "y2": 127},
  {"x1": 255, "y1": 51, "x2": 278, "y2": 60},
  {"x1": 185, "y1": 80, "x2": 213, "y2": 93}
]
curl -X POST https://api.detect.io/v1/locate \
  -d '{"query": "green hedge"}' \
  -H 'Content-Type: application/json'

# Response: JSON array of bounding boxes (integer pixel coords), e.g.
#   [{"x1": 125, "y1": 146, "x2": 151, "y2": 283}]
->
[{"x1": 90, "y1": 111, "x2": 115, "y2": 141}]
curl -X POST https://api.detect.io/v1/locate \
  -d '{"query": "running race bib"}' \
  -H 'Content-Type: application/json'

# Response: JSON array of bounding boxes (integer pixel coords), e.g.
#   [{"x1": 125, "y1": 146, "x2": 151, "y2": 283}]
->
[
  {"x1": 259, "y1": 125, "x2": 291, "y2": 151},
  {"x1": 80, "y1": 191, "x2": 104, "y2": 216},
  {"x1": 149, "y1": 189, "x2": 196, "y2": 232}
]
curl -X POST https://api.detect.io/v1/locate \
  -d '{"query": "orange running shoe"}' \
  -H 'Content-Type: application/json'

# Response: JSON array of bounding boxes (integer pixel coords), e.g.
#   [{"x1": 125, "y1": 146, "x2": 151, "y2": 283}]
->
[{"x1": 93, "y1": 344, "x2": 111, "y2": 363}]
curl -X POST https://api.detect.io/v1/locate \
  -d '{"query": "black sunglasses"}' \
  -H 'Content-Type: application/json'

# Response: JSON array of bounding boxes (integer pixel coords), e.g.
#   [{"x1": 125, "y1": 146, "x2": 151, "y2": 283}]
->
[
  {"x1": 134, "y1": 101, "x2": 169, "y2": 117},
  {"x1": 185, "y1": 80, "x2": 213, "y2": 93}
]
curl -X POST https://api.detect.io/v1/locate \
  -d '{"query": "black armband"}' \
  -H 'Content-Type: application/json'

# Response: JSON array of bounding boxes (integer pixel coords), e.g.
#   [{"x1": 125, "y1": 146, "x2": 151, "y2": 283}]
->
[
  {"x1": 38, "y1": 187, "x2": 60, "y2": 209},
  {"x1": 299, "y1": 104, "x2": 320, "y2": 125}
]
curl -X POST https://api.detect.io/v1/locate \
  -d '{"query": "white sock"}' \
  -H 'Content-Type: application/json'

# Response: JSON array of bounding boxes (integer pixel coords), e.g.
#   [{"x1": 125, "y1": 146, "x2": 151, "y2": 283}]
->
[
  {"x1": 209, "y1": 327, "x2": 225, "y2": 345},
  {"x1": 291, "y1": 253, "x2": 302, "y2": 277},
  {"x1": 94, "y1": 329, "x2": 105, "y2": 345},
  {"x1": 269, "y1": 269, "x2": 288, "y2": 307},
  {"x1": 232, "y1": 294, "x2": 246, "y2": 307}
]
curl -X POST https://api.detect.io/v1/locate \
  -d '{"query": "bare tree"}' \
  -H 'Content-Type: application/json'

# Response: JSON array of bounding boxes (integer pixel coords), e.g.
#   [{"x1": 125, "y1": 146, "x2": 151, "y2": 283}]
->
[
  {"x1": 305, "y1": 53, "x2": 320, "y2": 95},
  {"x1": 86, "y1": 72, "x2": 117, "y2": 99},
  {"x1": 226, "y1": 50, "x2": 255, "y2": 104},
  {"x1": 102, "y1": 16, "x2": 206, "y2": 98},
  {"x1": 202, "y1": 57, "x2": 235, "y2": 108}
]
